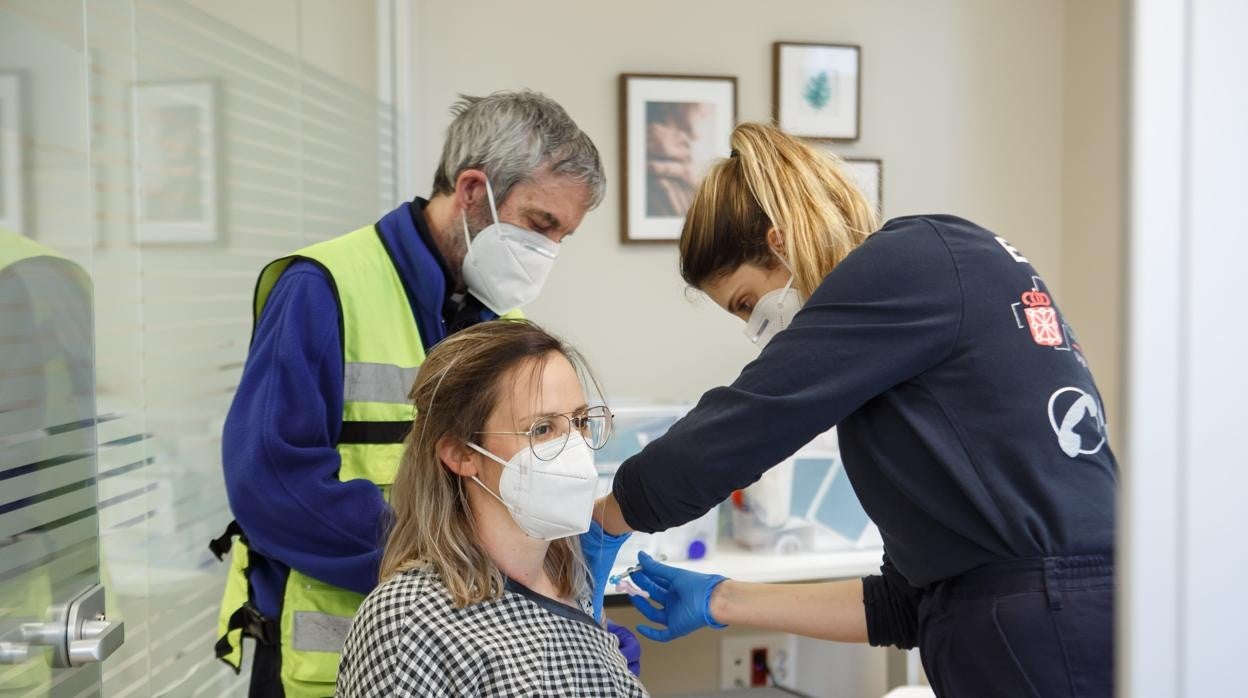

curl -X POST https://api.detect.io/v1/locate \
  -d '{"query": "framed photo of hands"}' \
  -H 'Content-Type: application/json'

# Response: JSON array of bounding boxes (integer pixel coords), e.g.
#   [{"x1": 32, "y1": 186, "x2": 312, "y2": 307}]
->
[{"x1": 619, "y1": 73, "x2": 737, "y2": 243}]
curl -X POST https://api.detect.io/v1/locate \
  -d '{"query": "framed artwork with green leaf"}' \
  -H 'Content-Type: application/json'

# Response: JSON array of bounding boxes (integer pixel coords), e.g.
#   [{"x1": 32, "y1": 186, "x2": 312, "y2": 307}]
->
[{"x1": 774, "y1": 42, "x2": 861, "y2": 141}]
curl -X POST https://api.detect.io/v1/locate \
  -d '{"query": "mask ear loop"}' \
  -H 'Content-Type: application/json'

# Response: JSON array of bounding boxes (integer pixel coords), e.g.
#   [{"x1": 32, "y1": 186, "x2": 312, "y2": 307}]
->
[
  {"x1": 461, "y1": 175, "x2": 503, "y2": 249},
  {"x1": 770, "y1": 244, "x2": 798, "y2": 311},
  {"x1": 483, "y1": 176, "x2": 501, "y2": 228},
  {"x1": 463, "y1": 442, "x2": 523, "y2": 516}
]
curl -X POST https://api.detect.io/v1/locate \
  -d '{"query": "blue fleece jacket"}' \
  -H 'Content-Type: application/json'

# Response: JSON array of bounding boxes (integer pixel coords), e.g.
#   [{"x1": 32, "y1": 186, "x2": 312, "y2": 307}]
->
[{"x1": 221, "y1": 199, "x2": 495, "y2": 618}]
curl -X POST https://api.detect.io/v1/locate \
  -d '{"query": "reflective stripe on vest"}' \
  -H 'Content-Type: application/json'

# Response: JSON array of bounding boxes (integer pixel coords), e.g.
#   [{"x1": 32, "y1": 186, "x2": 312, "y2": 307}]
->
[
  {"x1": 343, "y1": 362, "x2": 419, "y2": 404},
  {"x1": 215, "y1": 225, "x2": 426, "y2": 694}
]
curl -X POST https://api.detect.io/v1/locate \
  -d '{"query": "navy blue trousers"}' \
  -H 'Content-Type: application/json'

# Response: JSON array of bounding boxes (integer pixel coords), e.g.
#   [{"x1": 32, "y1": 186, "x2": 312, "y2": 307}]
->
[{"x1": 918, "y1": 555, "x2": 1114, "y2": 698}]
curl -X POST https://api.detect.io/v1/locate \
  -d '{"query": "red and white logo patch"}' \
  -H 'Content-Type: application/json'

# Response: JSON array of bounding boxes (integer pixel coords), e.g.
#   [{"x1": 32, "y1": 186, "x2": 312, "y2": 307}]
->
[
  {"x1": 1024, "y1": 306, "x2": 1062, "y2": 346},
  {"x1": 1010, "y1": 277, "x2": 1085, "y2": 367},
  {"x1": 1019, "y1": 289, "x2": 1062, "y2": 346}
]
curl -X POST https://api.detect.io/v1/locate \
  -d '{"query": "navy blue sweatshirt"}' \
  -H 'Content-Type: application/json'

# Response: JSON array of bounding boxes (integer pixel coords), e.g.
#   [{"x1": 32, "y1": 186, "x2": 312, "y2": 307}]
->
[
  {"x1": 222, "y1": 199, "x2": 495, "y2": 619},
  {"x1": 611, "y1": 215, "x2": 1117, "y2": 648}
]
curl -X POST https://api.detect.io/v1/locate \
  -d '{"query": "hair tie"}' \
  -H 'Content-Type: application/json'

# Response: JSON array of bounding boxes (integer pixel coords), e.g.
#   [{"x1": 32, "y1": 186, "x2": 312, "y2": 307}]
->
[{"x1": 729, "y1": 149, "x2": 739, "y2": 158}]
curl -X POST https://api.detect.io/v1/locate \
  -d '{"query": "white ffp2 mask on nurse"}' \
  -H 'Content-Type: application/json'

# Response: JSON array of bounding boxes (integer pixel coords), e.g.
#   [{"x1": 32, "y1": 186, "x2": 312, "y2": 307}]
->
[
  {"x1": 461, "y1": 177, "x2": 560, "y2": 315},
  {"x1": 744, "y1": 265, "x2": 804, "y2": 349},
  {"x1": 467, "y1": 433, "x2": 599, "y2": 541}
]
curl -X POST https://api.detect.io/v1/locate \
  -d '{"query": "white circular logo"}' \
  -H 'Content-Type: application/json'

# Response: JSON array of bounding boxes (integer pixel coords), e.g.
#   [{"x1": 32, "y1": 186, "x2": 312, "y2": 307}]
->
[{"x1": 1047, "y1": 387, "x2": 1107, "y2": 458}]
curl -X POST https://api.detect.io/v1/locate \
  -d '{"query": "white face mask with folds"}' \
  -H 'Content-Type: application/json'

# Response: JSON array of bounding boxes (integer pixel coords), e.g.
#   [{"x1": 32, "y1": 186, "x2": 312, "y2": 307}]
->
[
  {"x1": 743, "y1": 255, "x2": 805, "y2": 349},
  {"x1": 460, "y1": 177, "x2": 560, "y2": 314},
  {"x1": 466, "y1": 433, "x2": 599, "y2": 541}
]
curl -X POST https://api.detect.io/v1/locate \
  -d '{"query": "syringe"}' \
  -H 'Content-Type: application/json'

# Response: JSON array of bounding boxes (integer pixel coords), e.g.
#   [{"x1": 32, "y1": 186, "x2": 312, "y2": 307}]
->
[
  {"x1": 608, "y1": 565, "x2": 643, "y2": 586},
  {"x1": 607, "y1": 554, "x2": 667, "y2": 585}
]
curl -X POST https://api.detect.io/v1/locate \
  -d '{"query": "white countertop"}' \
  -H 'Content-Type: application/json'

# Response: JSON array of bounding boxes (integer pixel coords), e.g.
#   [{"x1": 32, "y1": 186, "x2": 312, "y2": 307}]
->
[{"x1": 605, "y1": 542, "x2": 883, "y2": 596}]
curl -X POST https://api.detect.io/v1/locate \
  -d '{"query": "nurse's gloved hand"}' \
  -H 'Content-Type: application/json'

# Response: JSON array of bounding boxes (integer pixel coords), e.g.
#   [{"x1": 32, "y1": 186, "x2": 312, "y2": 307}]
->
[
  {"x1": 606, "y1": 621, "x2": 642, "y2": 676},
  {"x1": 627, "y1": 551, "x2": 727, "y2": 642},
  {"x1": 580, "y1": 519, "x2": 631, "y2": 622}
]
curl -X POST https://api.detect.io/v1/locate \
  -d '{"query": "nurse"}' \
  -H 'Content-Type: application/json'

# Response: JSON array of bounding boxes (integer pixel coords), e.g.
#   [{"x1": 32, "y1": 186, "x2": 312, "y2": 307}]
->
[{"x1": 597, "y1": 122, "x2": 1116, "y2": 697}]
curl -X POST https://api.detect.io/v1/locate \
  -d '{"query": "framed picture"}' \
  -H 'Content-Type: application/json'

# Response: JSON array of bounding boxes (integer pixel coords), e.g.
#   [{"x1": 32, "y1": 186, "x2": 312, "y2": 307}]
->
[
  {"x1": 620, "y1": 73, "x2": 737, "y2": 243},
  {"x1": 0, "y1": 73, "x2": 24, "y2": 234},
  {"x1": 774, "y1": 42, "x2": 861, "y2": 141},
  {"x1": 132, "y1": 81, "x2": 219, "y2": 245},
  {"x1": 842, "y1": 157, "x2": 883, "y2": 216}
]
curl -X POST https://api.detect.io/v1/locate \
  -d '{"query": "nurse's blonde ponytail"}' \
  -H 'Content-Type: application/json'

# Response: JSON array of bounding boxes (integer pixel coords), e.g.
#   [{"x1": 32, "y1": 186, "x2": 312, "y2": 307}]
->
[{"x1": 679, "y1": 122, "x2": 878, "y2": 297}]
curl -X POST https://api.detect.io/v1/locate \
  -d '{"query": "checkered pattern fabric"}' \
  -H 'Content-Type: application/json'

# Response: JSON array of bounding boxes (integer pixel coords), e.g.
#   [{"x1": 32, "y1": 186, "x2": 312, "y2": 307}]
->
[{"x1": 336, "y1": 565, "x2": 647, "y2": 697}]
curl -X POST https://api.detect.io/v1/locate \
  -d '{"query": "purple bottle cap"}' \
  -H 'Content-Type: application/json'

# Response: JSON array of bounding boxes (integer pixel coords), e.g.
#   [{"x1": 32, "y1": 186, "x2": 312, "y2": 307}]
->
[{"x1": 687, "y1": 540, "x2": 707, "y2": 560}]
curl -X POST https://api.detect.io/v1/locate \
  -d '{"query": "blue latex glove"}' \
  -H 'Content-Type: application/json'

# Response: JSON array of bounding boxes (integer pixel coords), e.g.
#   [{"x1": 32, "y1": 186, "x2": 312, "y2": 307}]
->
[
  {"x1": 627, "y1": 551, "x2": 728, "y2": 642},
  {"x1": 579, "y1": 518, "x2": 631, "y2": 622},
  {"x1": 606, "y1": 620, "x2": 642, "y2": 676}
]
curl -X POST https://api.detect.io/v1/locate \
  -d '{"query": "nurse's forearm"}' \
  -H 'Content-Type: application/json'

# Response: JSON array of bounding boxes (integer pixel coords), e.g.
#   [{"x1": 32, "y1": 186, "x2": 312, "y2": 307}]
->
[
  {"x1": 595, "y1": 494, "x2": 634, "y2": 536},
  {"x1": 709, "y1": 579, "x2": 869, "y2": 643}
]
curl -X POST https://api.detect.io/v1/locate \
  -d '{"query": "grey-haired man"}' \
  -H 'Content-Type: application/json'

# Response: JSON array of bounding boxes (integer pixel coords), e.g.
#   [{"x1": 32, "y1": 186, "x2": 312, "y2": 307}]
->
[{"x1": 213, "y1": 90, "x2": 636, "y2": 697}]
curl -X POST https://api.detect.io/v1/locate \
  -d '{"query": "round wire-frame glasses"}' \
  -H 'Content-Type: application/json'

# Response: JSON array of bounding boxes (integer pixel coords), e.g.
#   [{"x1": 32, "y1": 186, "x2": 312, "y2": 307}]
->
[{"x1": 475, "y1": 405, "x2": 613, "y2": 461}]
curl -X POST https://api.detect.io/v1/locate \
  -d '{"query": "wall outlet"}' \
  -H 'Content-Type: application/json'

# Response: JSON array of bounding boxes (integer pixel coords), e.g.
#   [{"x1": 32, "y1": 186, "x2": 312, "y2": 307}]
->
[{"x1": 719, "y1": 633, "x2": 798, "y2": 690}]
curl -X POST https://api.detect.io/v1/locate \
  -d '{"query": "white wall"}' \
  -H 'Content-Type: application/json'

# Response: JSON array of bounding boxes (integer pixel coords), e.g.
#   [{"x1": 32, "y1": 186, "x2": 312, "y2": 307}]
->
[
  {"x1": 1062, "y1": 0, "x2": 1126, "y2": 428},
  {"x1": 411, "y1": 0, "x2": 1067, "y2": 406}
]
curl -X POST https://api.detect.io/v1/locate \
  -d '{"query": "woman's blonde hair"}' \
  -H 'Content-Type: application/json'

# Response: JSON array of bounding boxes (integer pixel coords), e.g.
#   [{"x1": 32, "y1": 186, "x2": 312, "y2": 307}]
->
[
  {"x1": 379, "y1": 319, "x2": 597, "y2": 607},
  {"x1": 679, "y1": 122, "x2": 879, "y2": 297}
]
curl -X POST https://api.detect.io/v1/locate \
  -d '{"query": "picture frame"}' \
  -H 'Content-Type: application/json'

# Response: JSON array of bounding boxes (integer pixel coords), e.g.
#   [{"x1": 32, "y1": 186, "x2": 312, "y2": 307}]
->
[
  {"x1": 0, "y1": 73, "x2": 24, "y2": 234},
  {"x1": 131, "y1": 80, "x2": 220, "y2": 245},
  {"x1": 774, "y1": 42, "x2": 861, "y2": 141},
  {"x1": 842, "y1": 157, "x2": 883, "y2": 217},
  {"x1": 620, "y1": 73, "x2": 737, "y2": 243}
]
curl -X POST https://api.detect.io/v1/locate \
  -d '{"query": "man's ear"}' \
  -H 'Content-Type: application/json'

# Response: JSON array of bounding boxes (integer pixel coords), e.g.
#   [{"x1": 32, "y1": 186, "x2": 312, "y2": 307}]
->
[
  {"x1": 765, "y1": 226, "x2": 786, "y2": 259},
  {"x1": 436, "y1": 435, "x2": 478, "y2": 477},
  {"x1": 453, "y1": 169, "x2": 488, "y2": 216}
]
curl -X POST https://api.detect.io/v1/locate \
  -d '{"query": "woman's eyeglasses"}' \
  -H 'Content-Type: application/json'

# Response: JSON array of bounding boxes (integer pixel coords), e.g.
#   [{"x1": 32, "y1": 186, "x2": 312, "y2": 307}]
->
[{"x1": 475, "y1": 405, "x2": 613, "y2": 461}]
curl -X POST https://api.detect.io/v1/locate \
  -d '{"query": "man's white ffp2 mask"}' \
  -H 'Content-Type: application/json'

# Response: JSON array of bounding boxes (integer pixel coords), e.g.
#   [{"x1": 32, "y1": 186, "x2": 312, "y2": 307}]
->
[
  {"x1": 467, "y1": 433, "x2": 598, "y2": 541},
  {"x1": 461, "y1": 177, "x2": 560, "y2": 314}
]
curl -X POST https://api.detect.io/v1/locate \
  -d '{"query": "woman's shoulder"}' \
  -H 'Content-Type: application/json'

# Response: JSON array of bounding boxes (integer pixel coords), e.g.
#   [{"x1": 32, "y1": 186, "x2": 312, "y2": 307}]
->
[
  {"x1": 814, "y1": 214, "x2": 966, "y2": 290},
  {"x1": 364, "y1": 564, "x2": 438, "y2": 601},
  {"x1": 354, "y1": 565, "x2": 447, "y2": 632},
  {"x1": 832, "y1": 213, "x2": 1006, "y2": 276},
  {"x1": 872, "y1": 214, "x2": 993, "y2": 243}
]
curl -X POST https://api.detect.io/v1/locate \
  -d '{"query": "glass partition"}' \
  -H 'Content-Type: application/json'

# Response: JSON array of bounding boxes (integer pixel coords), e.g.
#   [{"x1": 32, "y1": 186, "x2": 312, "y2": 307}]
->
[{"x1": 0, "y1": 1, "x2": 395, "y2": 694}]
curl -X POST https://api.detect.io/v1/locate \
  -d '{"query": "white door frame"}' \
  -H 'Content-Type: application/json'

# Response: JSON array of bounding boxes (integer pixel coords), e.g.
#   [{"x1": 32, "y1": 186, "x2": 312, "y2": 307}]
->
[
  {"x1": 376, "y1": 0, "x2": 417, "y2": 203},
  {"x1": 1122, "y1": 0, "x2": 1248, "y2": 695}
]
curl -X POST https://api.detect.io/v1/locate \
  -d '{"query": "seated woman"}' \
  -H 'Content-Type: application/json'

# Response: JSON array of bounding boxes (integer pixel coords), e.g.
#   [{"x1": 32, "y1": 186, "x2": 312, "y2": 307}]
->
[{"x1": 336, "y1": 319, "x2": 646, "y2": 697}]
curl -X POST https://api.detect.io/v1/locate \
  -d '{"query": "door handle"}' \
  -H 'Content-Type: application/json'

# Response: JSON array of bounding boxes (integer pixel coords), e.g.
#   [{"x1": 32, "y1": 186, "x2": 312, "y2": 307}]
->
[
  {"x1": 0, "y1": 583, "x2": 123, "y2": 667},
  {"x1": 63, "y1": 584, "x2": 122, "y2": 667},
  {"x1": 68, "y1": 618, "x2": 125, "y2": 665}
]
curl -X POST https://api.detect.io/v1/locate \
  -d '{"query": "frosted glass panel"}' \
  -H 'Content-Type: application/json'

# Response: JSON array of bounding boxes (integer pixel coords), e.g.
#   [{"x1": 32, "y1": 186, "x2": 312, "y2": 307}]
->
[
  {"x1": 0, "y1": 1, "x2": 102, "y2": 695},
  {"x1": 0, "y1": 1, "x2": 393, "y2": 695}
]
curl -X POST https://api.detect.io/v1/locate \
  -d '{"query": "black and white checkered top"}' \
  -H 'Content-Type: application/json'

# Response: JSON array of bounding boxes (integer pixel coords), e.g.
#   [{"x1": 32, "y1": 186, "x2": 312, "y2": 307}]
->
[{"x1": 335, "y1": 564, "x2": 647, "y2": 697}]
